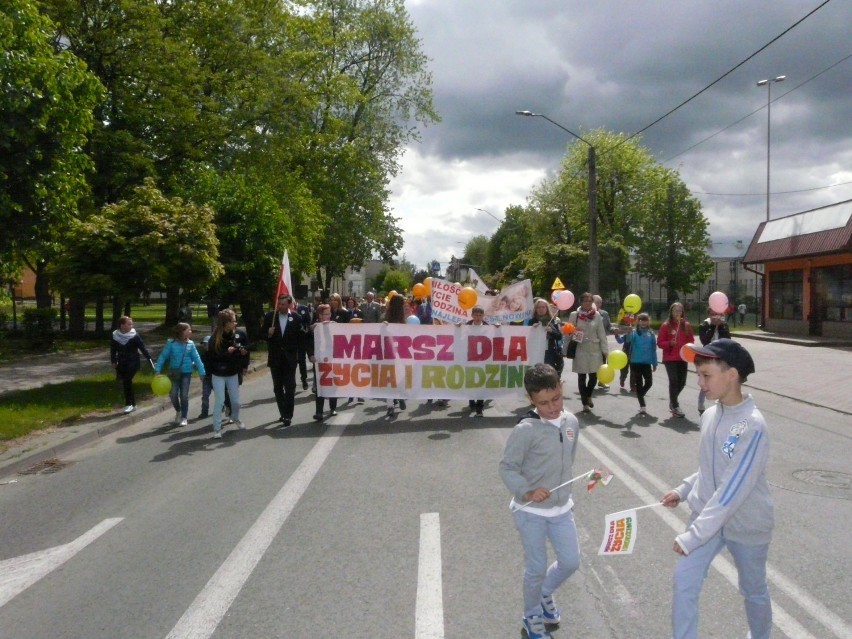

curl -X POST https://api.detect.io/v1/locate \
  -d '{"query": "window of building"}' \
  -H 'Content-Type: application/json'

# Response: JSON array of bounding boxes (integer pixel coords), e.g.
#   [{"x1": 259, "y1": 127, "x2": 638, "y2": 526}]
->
[
  {"x1": 769, "y1": 269, "x2": 803, "y2": 320},
  {"x1": 812, "y1": 264, "x2": 851, "y2": 322}
]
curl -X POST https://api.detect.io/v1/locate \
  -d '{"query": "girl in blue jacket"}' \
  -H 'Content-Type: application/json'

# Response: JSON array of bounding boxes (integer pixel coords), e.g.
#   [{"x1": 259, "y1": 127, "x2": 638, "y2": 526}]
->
[
  {"x1": 624, "y1": 313, "x2": 657, "y2": 415},
  {"x1": 155, "y1": 322, "x2": 205, "y2": 426}
]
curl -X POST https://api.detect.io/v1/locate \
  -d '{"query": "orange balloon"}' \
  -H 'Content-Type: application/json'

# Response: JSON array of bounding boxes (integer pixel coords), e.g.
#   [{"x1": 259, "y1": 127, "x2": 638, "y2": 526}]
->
[
  {"x1": 412, "y1": 282, "x2": 426, "y2": 298},
  {"x1": 423, "y1": 277, "x2": 433, "y2": 295},
  {"x1": 561, "y1": 322, "x2": 576, "y2": 335},
  {"x1": 458, "y1": 286, "x2": 478, "y2": 310},
  {"x1": 680, "y1": 344, "x2": 697, "y2": 363}
]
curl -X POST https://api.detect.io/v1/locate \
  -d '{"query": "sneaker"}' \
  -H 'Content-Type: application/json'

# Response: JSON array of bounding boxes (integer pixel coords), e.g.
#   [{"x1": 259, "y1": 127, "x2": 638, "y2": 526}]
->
[
  {"x1": 174, "y1": 411, "x2": 181, "y2": 424},
  {"x1": 357, "y1": 398, "x2": 365, "y2": 404},
  {"x1": 398, "y1": 399, "x2": 406, "y2": 411},
  {"x1": 671, "y1": 405, "x2": 685, "y2": 418},
  {"x1": 122, "y1": 405, "x2": 135, "y2": 414},
  {"x1": 312, "y1": 414, "x2": 323, "y2": 421},
  {"x1": 386, "y1": 407, "x2": 395, "y2": 418},
  {"x1": 475, "y1": 408, "x2": 484, "y2": 417},
  {"x1": 179, "y1": 418, "x2": 188, "y2": 427},
  {"x1": 212, "y1": 430, "x2": 222, "y2": 439},
  {"x1": 197, "y1": 411, "x2": 209, "y2": 419},
  {"x1": 698, "y1": 408, "x2": 705, "y2": 416},
  {"x1": 588, "y1": 399, "x2": 594, "y2": 409},
  {"x1": 236, "y1": 421, "x2": 246, "y2": 430},
  {"x1": 222, "y1": 417, "x2": 233, "y2": 426},
  {"x1": 330, "y1": 410, "x2": 338, "y2": 417},
  {"x1": 521, "y1": 614, "x2": 552, "y2": 639},
  {"x1": 541, "y1": 594, "x2": 561, "y2": 627},
  {"x1": 302, "y1": 380, "x2": 309, "y2": 390},
  {"x1": 639, "y1": 407, "x2": 647, "y2": 415},
  {"x1": 582, "y1": 404, "x2": 591, "y2": 413}
]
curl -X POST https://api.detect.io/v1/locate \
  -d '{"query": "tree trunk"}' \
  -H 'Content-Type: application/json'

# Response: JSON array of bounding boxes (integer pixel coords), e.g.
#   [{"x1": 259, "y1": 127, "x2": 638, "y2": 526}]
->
[
  {"x1": 68, "y1": 298, "x2": 86, "y2": 337},
  {"x1": 165, "y1": 286, "x2": 181, "y2": 325},
  {"x1": 237, "y1": 298, "x2": 263, "y2": 342},
  {"x1": 95, "y1": 296, "x2": 105, "y2": 335},
  {"x1": 34, "y1": 261, "x2": 52, "y2": 310}
]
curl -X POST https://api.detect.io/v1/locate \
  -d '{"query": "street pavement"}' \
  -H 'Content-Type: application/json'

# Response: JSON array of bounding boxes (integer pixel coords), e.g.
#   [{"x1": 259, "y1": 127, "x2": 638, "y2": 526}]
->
[{"x1": 1, "y1": 330, "x2": 849, "y2": 479}]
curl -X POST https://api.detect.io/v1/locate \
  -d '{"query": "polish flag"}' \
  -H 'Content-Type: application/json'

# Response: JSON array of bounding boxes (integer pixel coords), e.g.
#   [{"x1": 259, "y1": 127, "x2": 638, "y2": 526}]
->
[{"x1": 274, "y1": 250, "x2": 293, "y2": 305}]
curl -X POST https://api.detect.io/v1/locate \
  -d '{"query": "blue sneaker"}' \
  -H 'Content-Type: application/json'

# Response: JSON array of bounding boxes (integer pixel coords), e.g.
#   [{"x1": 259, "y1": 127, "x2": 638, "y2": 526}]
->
[
  {"x1": 521, "y1": 614, "x2": 552, "y2": 639},
  {"x1": 541, "y1": 594, "x2": 561, "y2": 627}
]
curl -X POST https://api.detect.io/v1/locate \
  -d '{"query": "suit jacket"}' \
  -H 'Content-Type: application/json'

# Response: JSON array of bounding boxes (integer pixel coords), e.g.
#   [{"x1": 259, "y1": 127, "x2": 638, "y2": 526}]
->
[{"x1": 262, "y1": 310, "x2": 305, "y2": 367}]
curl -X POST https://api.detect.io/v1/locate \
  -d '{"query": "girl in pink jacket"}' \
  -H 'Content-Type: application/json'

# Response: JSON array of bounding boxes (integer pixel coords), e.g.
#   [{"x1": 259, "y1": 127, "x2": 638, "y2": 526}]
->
[{"x1": 657, "y1": 302, "x2": 694, "y2": 417}]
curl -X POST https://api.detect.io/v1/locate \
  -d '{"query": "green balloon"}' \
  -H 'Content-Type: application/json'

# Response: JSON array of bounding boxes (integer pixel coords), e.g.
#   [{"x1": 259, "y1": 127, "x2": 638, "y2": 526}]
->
[
  {"x1": 623, "y1": 293, "x2": 642, "y2": 314},
  {"x1": 151, "y1": 374, "x2": 172, "y2": 396}
]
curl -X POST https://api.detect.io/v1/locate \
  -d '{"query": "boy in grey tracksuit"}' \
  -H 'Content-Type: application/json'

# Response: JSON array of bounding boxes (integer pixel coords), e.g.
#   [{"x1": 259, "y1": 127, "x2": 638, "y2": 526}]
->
[
  {"x1": 499, "y1": 364, "x2": 581, "y2": 639},
  {"x1": 661, "y1": 339, "x2": 773, "y2": 639}
]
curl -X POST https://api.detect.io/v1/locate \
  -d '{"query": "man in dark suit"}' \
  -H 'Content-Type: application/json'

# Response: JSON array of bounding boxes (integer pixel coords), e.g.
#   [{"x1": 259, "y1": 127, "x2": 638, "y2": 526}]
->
[
  {"x1": 261, "y1": 294, "x2": 305, "y2": 426},
  {"x1": 292, "y1": 299, "x2": 314, "y2": 390}
]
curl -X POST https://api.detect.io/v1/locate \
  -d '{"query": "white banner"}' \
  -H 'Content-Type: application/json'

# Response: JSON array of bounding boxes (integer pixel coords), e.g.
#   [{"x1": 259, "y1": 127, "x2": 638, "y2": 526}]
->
[
  {"x1": 430, "y1": 278, "x2": 534, "y2": 325},
  {"x1": 313, "y1": 323, "x2": 546, "y2": 400}
]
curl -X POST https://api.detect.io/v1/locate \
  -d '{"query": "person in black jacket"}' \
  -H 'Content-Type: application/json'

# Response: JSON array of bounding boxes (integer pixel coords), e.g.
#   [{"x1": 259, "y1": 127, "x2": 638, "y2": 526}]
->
[
  {"x1": 208, "y1": 308, "x2": 249, "y2": 438},
  {"x1": 110, "y1": 316, "x2": 153, "y2": 414},
  {"x1": 261, "y1": 294, "x2": 306, "y2": 426},
  {"x1": 696, "y1": 313, "x2": 731, "y2": 414}
]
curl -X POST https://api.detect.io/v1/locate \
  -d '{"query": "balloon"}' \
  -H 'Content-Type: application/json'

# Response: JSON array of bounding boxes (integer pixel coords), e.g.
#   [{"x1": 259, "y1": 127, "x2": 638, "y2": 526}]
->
[
  {"x1": 597, "y1": 364, "x2": 615, "y2": 385},
  {"x1": 422, "y1": 277, "x2": 433, "y2": 296},
  {"x1": 555, "y1": 290, "x2": 575, "y2": 311},
  {"x1": 405, "y1": 314, "x2": 420, "y2": 325},
  {"x1": 387, "y1": 290, "x2": 398, "y2": 300},
  {"x1": 151, "y1": 374, "x2": 171, "y2": 396},
  {"x1": 458, "y1": 286, "x2": 478, "y2": 310},
  {"x1": 412, "y1": 283, "x2": 426, "y2": 298},
  {"x1": 708, "y1": 291, "x2": 728, "y2": 314},
  {"x1": 680, "y1": 344, "x2": 697, "y2": 363},
  {"x1": 561, "y1": 322, "x2": 576, "y2": 335},
  {"x1": 623, "y1": 293, "x2": 642, "y2": 314},
  {"x1": 608, "y1": 350, "x2": 629, "y2": 371}
]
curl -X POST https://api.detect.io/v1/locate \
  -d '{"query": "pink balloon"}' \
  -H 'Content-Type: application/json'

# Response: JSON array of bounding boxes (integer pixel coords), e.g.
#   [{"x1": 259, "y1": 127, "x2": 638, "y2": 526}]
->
[
  {"x1": 708, "y1": 291, "x2": 728, "y2": 314},
  {"x1": 555, "y1": 290, "x2": 575, "y2": 311}
]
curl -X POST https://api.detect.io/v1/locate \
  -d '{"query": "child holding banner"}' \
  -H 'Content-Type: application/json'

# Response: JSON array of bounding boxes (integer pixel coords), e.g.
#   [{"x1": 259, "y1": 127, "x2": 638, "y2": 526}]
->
[
  {"x1": 499, "y1": 364, "x2": 581, "y2": 639},
  {"x1": 660, "y1": 339, "x2": 773, "y2": 639}
]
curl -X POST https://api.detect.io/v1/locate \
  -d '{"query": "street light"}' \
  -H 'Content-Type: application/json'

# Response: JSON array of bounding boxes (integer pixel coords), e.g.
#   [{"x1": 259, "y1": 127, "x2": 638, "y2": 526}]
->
[
  {"x1": 515, "y1": 110, "x2": 598, "y2": 293},
  {"x1": 475, "y1": 207, "x2": 502, "y2": 223},
  {"x1": 756, "y1": 75, "x2": 785, "y2": 222}
]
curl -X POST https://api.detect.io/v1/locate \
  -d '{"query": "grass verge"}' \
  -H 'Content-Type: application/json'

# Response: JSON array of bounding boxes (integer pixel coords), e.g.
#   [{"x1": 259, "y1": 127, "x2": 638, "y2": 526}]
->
[{"x1": 0, "y1": 371, "x2": 157, "y2": 449}]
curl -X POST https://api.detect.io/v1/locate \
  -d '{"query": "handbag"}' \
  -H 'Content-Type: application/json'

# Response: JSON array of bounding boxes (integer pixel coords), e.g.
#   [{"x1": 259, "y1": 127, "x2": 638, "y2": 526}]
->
[{"x1": 565, "y1": 339, "x2": 578, "y2": 359}]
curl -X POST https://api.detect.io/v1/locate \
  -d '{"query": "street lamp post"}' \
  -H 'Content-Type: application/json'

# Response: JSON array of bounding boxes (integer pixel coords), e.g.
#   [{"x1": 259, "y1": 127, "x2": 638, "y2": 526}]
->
[
  {"x1": 515, "y1": 110, "x2": 598, "y2": 293},
  {"x1": 756, "y1": 75, "x2": 785, "y2": 222}
]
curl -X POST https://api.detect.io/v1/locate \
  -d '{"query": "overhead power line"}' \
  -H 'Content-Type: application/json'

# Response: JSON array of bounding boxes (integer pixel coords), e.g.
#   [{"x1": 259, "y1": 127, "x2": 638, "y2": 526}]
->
[
  {"x1": 614, "y1": 0, "x2": 834, "y2": 149},
  {"x1": 663, "y1": 53, "x2": 852, "y2": 164},
  {"x1": 693, "y1": 179, "x2": 852, "y2": 197}
]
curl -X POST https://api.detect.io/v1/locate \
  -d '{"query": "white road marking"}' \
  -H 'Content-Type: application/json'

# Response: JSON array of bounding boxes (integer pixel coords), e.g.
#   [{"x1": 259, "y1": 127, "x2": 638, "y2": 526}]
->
[
  {"x1": 0, "y1": 518, "x2": 123, "y2": 608},
  {"x1": 165, "y1": 417, "x2": 351, "y2": 639},
  {"x1": 415, "y1": 513, "x2": 444, "y2": 639},
  {"x1": 582, "y1": 427, "x2": 850, "y2": 639}
]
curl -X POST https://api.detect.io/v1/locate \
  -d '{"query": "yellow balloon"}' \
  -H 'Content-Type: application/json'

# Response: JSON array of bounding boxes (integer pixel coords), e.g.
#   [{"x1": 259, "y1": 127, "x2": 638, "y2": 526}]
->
[
  {"x1": 412, "y1": 283, "x2": 426, "y2": 298},
  {"x1": 387, "y1": 290, "x2": 398, "y2": 300},
  {"x1": 623, "y1": 293, "x2": 642, "y2": 314},
  {"x1": 597, "y1": 364, "x2": 615, "y2": 384},
  {"x1": 151, "y1": 374, "x2": 172, "y2": 396},
  {"x1": 608, "y1": 350, "x2": 629, "y2": 371},
  {"x1": 423, "y1": 277, "x2": 433, "y2": 296}
]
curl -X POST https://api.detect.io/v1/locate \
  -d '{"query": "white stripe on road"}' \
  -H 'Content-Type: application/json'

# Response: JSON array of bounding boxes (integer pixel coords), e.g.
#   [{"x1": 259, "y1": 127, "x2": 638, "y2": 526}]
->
[
  {"x1": 415, "y1": 513, "x2": 444, "y2": 639},
  {"x1": 0, "y1": 518, "x2": 123, "y2": 608},
  {"x1": 581, "y1": 427, "x2": 850, "y2": 639},
  {"x1": 165, "y1": 417, "x2": 351, "y2": 639}
]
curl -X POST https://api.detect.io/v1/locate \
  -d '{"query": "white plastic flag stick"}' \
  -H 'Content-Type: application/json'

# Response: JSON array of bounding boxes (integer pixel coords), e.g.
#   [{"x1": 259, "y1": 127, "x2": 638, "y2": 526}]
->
[
  {"x1": 607, "y1": 502, "x2": 664, "y2": 518},
  {"x1": 512, "y1": 469, "x2": 595, "y2": 511}
]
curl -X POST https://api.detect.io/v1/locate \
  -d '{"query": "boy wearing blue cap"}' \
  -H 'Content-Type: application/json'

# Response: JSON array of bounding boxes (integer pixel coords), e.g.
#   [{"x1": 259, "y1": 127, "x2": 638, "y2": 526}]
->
[{"x1": 660, "y1": 339, "x2": 773, "y2": 639}]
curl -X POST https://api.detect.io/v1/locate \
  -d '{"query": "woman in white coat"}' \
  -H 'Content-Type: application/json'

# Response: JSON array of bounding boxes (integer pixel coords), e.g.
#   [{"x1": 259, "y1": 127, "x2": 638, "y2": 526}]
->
[{"x1": 567, "y1": 292, "x2": 609, "y2": 412}]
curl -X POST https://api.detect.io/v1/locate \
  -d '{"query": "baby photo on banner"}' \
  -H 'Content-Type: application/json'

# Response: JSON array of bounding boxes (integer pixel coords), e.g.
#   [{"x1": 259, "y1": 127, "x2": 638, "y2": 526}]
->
[{"x1": 429, "y1": 278, "x2": 534, "y2": 325}]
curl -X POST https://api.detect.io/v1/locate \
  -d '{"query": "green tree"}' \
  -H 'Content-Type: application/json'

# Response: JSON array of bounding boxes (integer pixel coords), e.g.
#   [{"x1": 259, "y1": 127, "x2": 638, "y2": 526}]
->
[
  {"x1": 633, "y1": 171, "x2": 712, "y2": 305},
  {"x1": 0, "y1": 0, "x2": 103, "y2": 307},
  {"x1": 379, "y1": 269, "x2": 411, "y2": 296},
  {"x1": 462, "y1": 235, "x2": 490, "y2": 272},
  {"x1": 486, "y1": 205, "x2": 533, "y2": 286},
  {"x1": 50, "y1": 179, "x2": 223, "y2": 333}
]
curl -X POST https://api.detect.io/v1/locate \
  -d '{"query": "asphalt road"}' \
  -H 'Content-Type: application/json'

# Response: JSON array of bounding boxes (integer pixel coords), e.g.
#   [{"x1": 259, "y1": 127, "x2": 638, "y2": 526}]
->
[{"x1": 0, "y1": 346, "x2": 850, "y2": 639}]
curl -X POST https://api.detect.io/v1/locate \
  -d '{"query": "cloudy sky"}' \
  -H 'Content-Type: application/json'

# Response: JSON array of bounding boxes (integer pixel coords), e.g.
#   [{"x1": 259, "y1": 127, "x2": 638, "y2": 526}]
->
[{"x1": 388, "y1": 0, "x2": 852, "y2": 273}]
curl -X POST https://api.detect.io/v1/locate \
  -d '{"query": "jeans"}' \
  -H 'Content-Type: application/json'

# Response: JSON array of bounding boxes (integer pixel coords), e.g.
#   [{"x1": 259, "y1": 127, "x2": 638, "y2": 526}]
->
[
  {"x1": 631, "y1": 363, "x2": 653, "y2": 407},
  {"x1": 672, "y1": 534, "x2": 771, "y2": 639},
  {"x1": 664, "y1": 361, "x2": 688, "y2": 408},
  {"x1": 512, "y1": 509, "x2": 581, "y2": 618},
  {"x1": 200, "y1": 375, "x2": 212, "y2": 414},
  {"x1": 169, "y1": 373, "x2": 192, "y2": 419},
  {"x1": 212, "y1": 374, "x2": 240, "y2": 431},
  {"x1": 117, "y1": 366, "x2": 139, "y2": 406}
]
